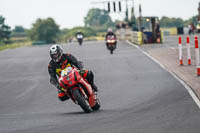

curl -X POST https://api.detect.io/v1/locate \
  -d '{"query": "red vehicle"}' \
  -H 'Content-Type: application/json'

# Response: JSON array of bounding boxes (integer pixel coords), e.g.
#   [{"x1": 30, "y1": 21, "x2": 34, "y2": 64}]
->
[
  {"x1": 106, "y1": 35, "x2": 117, "y2": 54},
  {"x1": 58, "y1": 66, "x2": 100, "y2": 113}
]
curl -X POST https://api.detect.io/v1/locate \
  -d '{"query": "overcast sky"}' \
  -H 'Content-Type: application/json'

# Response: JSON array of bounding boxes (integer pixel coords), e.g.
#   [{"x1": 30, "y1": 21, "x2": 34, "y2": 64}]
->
[{"x1": 0, "y1": 0, "x2": 199, "y2": 29}]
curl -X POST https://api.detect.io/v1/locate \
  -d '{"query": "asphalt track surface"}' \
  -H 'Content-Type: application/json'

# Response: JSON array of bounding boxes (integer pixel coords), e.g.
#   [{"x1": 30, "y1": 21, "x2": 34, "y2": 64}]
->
[{"x1": 0, "y1": 41, "x2": 200, "y2": 133}]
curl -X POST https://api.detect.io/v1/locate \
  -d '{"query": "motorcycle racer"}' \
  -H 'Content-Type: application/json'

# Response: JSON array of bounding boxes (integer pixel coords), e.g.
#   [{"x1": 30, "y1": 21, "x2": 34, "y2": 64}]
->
[
  {"x1": 105, "y1": 28, "x2": 117, "y2": 49},
  {"x1": 76, "y1": 30, "x2": 84, "y2": 45},
  {"x1": 76, "y1": 30, "x2": 84, "y2": 39},
  {"x1": 105, "y1": 28, "x2": 116, "y2": 40},
  {"x1": 48, "y1": 44, "x2": 98, "y2": 101}
]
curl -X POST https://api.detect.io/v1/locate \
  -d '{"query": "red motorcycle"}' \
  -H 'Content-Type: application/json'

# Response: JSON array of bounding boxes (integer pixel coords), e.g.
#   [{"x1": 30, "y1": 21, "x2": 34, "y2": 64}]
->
[
  {"x1": 58, "y1": 66, "x2": 100, "y2": 113},
  {"x1": 106, "y1": 35, "x2": 117, "y2": 54}
]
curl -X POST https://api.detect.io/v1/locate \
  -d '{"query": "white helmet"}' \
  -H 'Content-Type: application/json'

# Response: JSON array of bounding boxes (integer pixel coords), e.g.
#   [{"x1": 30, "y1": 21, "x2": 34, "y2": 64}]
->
[
  {"x1": 108, "y1": 28, "x2": 113, "y2": 32},
  {"x1": 49, "y1": 44, "x2": 63, "y2": 62}
]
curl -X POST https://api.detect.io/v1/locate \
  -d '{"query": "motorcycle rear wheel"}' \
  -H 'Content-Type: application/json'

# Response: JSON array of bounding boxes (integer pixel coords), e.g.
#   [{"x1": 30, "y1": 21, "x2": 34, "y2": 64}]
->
[
  {"x1": 73, "y1": 89, "x2": 92, "y2": 113},
  {"x1": 110, "y1": 49, "x2": 113, "y2": 54},
  {"x1": 78, "y1": 40, "x2": 82, "y2": 45}
]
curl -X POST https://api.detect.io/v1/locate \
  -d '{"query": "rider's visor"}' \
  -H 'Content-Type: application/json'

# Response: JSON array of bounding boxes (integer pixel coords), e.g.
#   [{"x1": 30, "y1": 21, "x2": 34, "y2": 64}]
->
[{"x1": 51, "y1": 53, "x2": 61, "y2": 62}]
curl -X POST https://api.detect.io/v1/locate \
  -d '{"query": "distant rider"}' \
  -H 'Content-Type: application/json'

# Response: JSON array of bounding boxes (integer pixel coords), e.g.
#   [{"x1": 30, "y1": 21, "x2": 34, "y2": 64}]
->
[
  {"x1": 105, "y1": 28, "x2": 116, "y2": 39},
  {"x1": 48, "y1": 44, "x2": 98, "y2": 101},
  {"x1": 76, "y1": 30, "x2": 84, "y2": 40},
  {"x1": 105, "y1": 28, "x2": 117, "y2": 49}
]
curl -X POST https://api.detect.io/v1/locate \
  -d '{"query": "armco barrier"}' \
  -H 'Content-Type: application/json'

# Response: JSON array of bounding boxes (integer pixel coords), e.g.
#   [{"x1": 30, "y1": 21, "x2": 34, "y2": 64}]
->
[
  {"x1": 161, "y1": 27, "x2": 178, "y2": 35},
  {"x1": 118, "y1": 29, "x2": 163, "y2": 45},
  {"x1": 131, "y1": 31, "x2": 143, "y2": 45}
]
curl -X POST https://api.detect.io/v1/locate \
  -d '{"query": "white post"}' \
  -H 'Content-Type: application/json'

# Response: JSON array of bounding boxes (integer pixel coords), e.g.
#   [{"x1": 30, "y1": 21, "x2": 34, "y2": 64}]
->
[
  {"x1": 186, "y1": 36, "x2": 191, "y2": 65},
  {"x1": 194, "y1": 38, "x2": 200, "y2": 76},
  {"x1": 178, "y1": 36, "x2": 183, "y2": 65}
]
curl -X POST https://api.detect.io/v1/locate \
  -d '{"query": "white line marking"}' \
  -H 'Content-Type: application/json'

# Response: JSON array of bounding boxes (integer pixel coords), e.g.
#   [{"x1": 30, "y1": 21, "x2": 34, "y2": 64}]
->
[{"x1": 126, "y1": 40, "x2": 200, "y2": 109}]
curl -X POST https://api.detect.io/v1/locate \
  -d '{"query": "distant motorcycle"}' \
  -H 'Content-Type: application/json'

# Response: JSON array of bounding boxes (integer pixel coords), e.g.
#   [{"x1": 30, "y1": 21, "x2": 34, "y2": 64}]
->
[
  {"x1": 59, "y1": 66, "x2": 100, "y2": 113},
  {"x1": 106, "y1": 35, "x2": 117, "y2": 54},
  {"x1": 77, "y1": 34, "x2": 83, "y2": 45}
]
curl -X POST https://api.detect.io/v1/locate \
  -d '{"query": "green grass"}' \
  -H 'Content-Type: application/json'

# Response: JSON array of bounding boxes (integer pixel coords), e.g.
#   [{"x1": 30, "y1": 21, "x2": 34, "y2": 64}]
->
[{"x1": 0, "y1": 41, "x2": 32, "y2": 51}]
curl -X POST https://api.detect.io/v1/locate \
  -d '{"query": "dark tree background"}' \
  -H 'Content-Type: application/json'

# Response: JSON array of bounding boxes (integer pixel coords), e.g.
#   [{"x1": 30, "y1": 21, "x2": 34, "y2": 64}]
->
[
  {"x1": 84, "y1": 8, "x2": 114, "y2": 32},
  {"x1": 28, "y1": 18, "x2": 60, "y2": 43},
  {"x1": 0, "y1": 16, "x2": 11, "y2": 44}
]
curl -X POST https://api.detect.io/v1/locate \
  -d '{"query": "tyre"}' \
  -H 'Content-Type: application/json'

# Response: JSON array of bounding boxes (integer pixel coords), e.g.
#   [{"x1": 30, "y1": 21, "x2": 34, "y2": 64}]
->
[
  {"x1": 78, "y1": 40, "x2": 82, "y2": 45},
  {"x1": 92, "y1": 98, "x2": 101, "y2": 111},
  {"x1": 110, "y1": 49, "x2": 113, "y2": 54},
  {"x1": 72, "y1": 89, "x2": 92, "y2": 113}
]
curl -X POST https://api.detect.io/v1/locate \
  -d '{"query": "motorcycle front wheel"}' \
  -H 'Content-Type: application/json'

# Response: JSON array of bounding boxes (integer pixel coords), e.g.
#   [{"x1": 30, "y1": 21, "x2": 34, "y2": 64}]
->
[
  {"x1": 72, "y1": 89, "x2": 92, "y2": 113},
  {"x1": 92, "y1": 98, "x2": 101, "y2": 111},
  {"x1": 110, "y1": 49, "x2": 113, "y2": 54}
]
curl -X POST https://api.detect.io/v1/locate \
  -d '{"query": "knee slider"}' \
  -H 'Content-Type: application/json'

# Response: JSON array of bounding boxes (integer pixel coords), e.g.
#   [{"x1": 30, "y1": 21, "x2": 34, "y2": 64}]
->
[
  {"x1": 58, "y1": 95, "x2": 69, "y2": 101},
  {"x1": 58, "y1": 92, "x2": 69, "y2": 101}
]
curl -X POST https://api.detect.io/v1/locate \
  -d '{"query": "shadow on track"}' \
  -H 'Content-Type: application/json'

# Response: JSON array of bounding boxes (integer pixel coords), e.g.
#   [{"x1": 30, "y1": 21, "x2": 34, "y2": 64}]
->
[{"x1": 57, "y1": 109, "x2": 104, "y2": 116}]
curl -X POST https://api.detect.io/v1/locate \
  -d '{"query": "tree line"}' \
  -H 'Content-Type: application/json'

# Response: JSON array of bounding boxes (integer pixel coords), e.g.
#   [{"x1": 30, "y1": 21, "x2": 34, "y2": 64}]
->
[
  {"x1": 159, "y1": 16, "x2": 198, "y2": 27},
  {"x1": 0, "y1": 8, "x2": 198, "y2": 45}
]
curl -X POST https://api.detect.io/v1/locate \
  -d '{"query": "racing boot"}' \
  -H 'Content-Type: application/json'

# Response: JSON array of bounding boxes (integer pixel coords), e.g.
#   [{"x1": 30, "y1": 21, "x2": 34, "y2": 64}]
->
[
  {"x1": 85, "y1": 70, "x2": 98, "y2": 92},
  {"x1": 58, "y1": 89, "x2": 69, "y2": 101}
]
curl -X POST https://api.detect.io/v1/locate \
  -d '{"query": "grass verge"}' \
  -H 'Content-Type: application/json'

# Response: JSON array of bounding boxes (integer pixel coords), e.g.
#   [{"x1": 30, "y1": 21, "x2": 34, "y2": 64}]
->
[{"x1": 0, "y1": 41, "x2": 32, "y2": 51}]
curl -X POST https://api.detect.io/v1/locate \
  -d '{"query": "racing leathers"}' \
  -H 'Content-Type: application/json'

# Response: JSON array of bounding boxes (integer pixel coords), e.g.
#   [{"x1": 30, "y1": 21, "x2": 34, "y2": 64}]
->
[
  {"x1": 105, "y1": 31, "x2": 116, "y2": 39},
  {"x1": 105, "y1": 31, "x2": 117, "y2": 49},
  {"x1": 48, "y1": 53, "x2": 98, "y2": 101}
]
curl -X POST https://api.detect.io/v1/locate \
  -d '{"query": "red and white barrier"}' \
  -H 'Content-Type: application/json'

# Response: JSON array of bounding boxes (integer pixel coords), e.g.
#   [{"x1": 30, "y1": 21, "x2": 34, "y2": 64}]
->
[
  {"x1": 178, "y1": 36, "x2": 200, "y2": 76},
  {"x1": 178, "y1": 36, "x2": 183, "y2": 65},
  {"x1": 195, "y1": 38, "x2": 200, "y2": 76},
  {"x1": 186, "y1": 36, "x2": 191, "y2": 65}
]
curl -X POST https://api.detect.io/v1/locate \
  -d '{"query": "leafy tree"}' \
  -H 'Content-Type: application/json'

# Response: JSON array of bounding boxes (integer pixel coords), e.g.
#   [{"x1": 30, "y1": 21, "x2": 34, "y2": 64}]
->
[
  {"x1": 29, "y1": 18, "x2": 60, "y2": 43},
  {"x1": 184, "y1": 15, "x2": 198, "y2": 27},
  {"x1": 12, "y1": 26, "x2": 27, "y2": 37},
  {"x1": 0, "y1": 16, "x2": 11, "y2": 44},
  {"x1": 62, "y1": 26, "x2": 96, "y2": 41},
  {"x1": 84, "y1": 8, "x2": 114, "y2": 31},
  {"x1": 129, "y1": 12, "x2": 137, "y2": 30},
  {"x1": 60, "y1": 28, "x2": 69, "y2": 35},
  {"x1": 160, "y1": 16, "x2": 184, "y2": 27},
  {"x1": 13, "y1": 26, "x2": 25, "y2": 33}
]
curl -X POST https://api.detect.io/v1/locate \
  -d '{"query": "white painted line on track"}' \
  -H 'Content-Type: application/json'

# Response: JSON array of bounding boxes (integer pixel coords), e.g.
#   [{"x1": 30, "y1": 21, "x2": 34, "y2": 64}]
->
[{"x1": 126, "y1": 40, "x2": 200, "y2": 109}]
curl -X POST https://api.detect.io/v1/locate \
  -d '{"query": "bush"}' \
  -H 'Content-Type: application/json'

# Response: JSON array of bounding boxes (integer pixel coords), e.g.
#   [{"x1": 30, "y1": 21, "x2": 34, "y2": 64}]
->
[
  {"x1": 28, "y1": 18, "x2": 60, "y2": 44},
  {"x1": 61, "y1": 27, "x2": 96, "y2": 42}
]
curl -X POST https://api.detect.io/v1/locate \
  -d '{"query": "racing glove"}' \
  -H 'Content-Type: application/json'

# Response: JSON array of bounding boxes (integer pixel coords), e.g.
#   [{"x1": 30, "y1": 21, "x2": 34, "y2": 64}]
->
[{"x1": 50, "y1": 76, "x2": 61, "y2": 90}]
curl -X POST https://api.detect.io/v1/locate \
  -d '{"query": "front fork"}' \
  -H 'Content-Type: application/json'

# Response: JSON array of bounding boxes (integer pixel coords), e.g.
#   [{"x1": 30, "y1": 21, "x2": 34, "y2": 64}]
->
[{"x1": 70, "y1": 86, "x2": 88, "y2": 105}]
